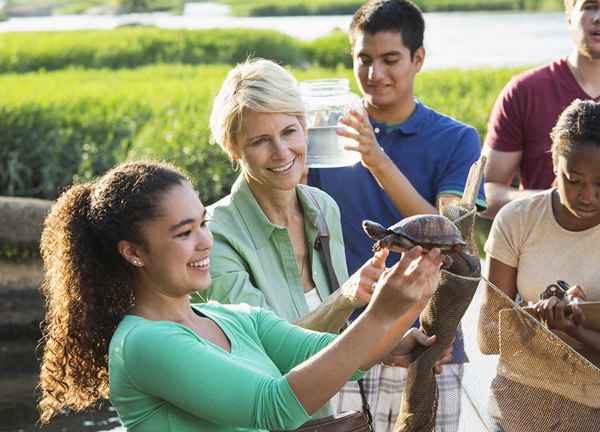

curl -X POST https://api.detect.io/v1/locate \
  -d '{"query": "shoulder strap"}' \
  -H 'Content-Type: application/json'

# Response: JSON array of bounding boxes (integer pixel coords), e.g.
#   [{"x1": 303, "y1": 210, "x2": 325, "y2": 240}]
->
[
  {"x1": 305, "y1": 188, "x2": 372, "y2": 425},
  {"x1": 304, "y1": 188, "x2": 340, "y2": 293}
]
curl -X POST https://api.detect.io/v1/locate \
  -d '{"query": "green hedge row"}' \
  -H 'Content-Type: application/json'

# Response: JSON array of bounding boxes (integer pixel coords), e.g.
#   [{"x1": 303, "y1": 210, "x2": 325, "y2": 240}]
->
[
  {"x1": 0, "y1": 65, "x2": 520, "y2": 203},
  {"x1": 0, "y1": 28, "x2": 311, "y2": 74},
  {"x1": 221, "y1": 0, "x2": 563, "y2": 16}
]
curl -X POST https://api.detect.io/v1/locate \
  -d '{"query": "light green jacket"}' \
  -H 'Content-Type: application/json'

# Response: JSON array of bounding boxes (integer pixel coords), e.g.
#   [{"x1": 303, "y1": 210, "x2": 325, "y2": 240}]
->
[{"x1": 202, "y1": 175, "x2": 350, "y2": 323}]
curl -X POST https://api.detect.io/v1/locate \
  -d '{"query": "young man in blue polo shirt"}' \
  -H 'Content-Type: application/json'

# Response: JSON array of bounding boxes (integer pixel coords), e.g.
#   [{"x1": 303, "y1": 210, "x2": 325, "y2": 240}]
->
[{"x1": 308, "y1": 1, "x2": 485, "y2": 431}]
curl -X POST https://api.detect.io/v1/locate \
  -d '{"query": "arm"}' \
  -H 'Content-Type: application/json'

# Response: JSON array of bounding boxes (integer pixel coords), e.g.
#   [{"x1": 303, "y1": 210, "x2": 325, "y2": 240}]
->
[
  {"x1": 478, "y1": 256, "x2": 518, "y2": 354},
  {"x1": 287, "y1": 247, "x2": 443, "y2": 414},
  {"x1": 337, "y1": 110, "x2": 436, "y2": 216},
  {"x1": 296, "y1": 248, "x2": 388, "y2": 333},
  {"x1": 482, "y1": 147, "x2": 543, "y2": 218}
]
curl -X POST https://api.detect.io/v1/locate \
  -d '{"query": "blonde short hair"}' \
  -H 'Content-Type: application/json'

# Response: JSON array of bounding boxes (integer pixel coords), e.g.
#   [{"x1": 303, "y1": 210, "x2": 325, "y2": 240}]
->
[{"x1": 209, "y1": 59, "x2": 306, "y2": 159}]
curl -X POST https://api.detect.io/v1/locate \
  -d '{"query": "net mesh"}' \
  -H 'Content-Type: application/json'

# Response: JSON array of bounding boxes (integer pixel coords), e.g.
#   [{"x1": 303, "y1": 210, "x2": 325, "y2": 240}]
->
[{"x1": 477, "y1": 277, "x2": 600, "y2": 432}]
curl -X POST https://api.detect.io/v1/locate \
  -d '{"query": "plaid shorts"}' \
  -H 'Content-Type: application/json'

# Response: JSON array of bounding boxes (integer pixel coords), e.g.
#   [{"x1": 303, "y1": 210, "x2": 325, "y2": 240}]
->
[{"x1": 330, "y1": 363, "x2": 464, "y2": 432}]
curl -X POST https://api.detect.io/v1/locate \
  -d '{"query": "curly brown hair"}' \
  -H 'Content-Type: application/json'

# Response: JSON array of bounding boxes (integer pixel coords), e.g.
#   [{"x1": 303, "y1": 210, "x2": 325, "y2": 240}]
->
[
  {"x1": 551, "y1": 99, "x2": 600, "y2": 167},
  {"x1": 38, "y1": 161, "x2": 189, "y2": 424}
]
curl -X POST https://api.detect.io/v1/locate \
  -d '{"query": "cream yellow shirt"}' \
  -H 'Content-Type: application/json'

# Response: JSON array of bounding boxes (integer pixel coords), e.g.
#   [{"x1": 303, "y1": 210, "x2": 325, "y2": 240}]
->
[{"x1": 485, "y1": 189, "x2": 600, "y2": 303}]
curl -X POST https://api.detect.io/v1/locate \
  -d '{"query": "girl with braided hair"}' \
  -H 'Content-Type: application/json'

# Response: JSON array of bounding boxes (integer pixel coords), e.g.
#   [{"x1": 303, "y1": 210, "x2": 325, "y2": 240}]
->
[{"x1": 37, "y1": 160, "x2": 444, "y2": 431}]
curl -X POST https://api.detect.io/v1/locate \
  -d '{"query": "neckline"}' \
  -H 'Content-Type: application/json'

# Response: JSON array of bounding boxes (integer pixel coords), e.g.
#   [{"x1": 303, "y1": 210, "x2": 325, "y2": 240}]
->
[{"x1": 126, "y1": 304, "x2": 235, "y2": 355}]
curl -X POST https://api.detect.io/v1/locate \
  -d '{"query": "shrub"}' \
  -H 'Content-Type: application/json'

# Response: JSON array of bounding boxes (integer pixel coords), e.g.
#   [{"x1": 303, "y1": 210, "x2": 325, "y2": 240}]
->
[
  {"x1": 0, "y1": 28, "x2": 306, "y2": 74},
  {"x1": 0, "y1": 65, "x2": 521, "y2": 202}
]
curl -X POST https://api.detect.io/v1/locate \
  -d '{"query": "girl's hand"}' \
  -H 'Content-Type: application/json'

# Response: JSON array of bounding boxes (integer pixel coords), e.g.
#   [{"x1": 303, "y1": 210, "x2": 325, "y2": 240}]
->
[
  {"x1": 535, "y1": 296, "x2": 586, "y2": 334},
  {"x1": 367, "y1": 246, "x2": 443, "y2": 323}
]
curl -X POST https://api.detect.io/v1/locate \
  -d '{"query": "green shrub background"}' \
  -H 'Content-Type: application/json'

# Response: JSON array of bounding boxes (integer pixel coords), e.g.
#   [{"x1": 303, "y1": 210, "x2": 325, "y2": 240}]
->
[
  {"x1": 0, "y1": 63, "x2": 520, "y2": 204},
  {"x1": 220, "y1": 0, "x2": 563, "y2": 16},
  {"x1": 0, "y1": 29, "x2": 308, "y2": 73}
]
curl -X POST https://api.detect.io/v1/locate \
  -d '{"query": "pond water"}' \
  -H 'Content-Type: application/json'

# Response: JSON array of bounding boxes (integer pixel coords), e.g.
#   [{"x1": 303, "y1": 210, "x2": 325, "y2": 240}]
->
[
  {"x1": 0, "y1": 338, "x2": 121, "y2": 432},
  {"x1": 0, "y1": 5, "x2": 573, "y2": 70}
]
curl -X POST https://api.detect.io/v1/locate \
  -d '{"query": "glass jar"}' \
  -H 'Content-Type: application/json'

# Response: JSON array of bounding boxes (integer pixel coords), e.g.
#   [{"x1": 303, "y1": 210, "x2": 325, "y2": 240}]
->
[{"x1": 299, "y1": 79, "x2": 363, "y2": 168}]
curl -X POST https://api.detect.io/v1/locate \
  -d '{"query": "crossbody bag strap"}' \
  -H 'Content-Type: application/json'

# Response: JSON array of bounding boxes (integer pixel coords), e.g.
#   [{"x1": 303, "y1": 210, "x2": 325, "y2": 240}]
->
[
  {"x1": 304, "y1": 188, "x2": 340, "y2": 293},
  {"x1": 304, "y1": 188, "x2": 372, "y2": 425}
]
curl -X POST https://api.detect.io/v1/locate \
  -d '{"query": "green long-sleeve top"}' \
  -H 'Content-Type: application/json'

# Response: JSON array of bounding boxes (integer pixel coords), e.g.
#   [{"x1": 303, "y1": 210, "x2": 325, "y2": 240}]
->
[{"x1": 109, "y1": 302, "x2": 362, "y2": 432}]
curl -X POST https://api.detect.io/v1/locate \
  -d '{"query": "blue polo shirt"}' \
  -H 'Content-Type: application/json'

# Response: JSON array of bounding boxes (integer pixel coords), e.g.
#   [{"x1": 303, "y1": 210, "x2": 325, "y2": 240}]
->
[{"x1": 308, "y1": 99, "x2": 486, "y2": 363}]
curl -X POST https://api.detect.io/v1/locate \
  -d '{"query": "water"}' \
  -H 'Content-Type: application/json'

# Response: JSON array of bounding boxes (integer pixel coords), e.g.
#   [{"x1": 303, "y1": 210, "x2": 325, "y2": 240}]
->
[
  {"x1": 0, "y1": 6, "x2": 573, "y2": 70},
  {"x1": 0, "y1": 338, "x2": 122, "y2": 432},
  {"x1": 306, "y1": 126, "x2": 361, "y2": 168}
]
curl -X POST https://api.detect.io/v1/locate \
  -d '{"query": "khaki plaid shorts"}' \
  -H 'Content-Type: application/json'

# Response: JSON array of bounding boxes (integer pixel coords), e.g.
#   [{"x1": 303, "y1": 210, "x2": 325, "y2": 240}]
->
[{"x1": 330, "y1": 363, "x2": 464, "y2": 432}]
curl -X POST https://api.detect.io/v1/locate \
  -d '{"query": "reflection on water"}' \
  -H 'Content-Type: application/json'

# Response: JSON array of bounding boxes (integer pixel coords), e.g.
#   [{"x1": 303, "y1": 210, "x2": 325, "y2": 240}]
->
[{"x1": 0, "y1": 338, "x2": 123, "y2": 432}]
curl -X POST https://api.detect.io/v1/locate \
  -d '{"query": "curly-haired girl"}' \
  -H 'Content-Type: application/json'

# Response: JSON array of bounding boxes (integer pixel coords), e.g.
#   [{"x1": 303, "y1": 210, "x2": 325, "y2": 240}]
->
[{"x1": 38, "y1": 160, "x2": 443, "y2": 431}]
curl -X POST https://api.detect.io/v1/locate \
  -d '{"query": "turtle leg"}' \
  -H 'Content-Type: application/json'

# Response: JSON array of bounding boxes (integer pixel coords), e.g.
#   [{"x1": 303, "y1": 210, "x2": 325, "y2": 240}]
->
[
  {"x1": 441, "y1": 253, "x2": 454, "y2": 269},
  {"x1": 388, "y1": 236, "x2": 415, "y2": 253},
  {"x1": 373, "y1": 237, "x2": 394, "y2": 252}
]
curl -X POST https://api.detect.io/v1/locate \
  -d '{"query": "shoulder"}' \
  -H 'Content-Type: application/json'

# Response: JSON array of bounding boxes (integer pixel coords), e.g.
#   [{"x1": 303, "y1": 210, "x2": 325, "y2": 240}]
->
[
  {"x1": 504, "y1": 60, "x2": 564, "y2": 95},
  {"x1": 422, "y1": 104, "x2": 480, "y2": 146},
  {"x1": 496, "y1": 189, "x2": 550, "y2": 224},
  {"x1": 298, "y1": 184, "x2": 341, "y2": 216},
  {"x1": 207, "y1": 194, "x2": 237, "y2": 226},
  {"x1": 111, "y1": 317, "x2": 191, "y2": 359}
]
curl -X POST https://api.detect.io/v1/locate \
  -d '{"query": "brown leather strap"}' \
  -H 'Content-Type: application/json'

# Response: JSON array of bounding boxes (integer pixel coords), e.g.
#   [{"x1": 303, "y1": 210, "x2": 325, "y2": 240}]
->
[{"x1": 304, "y1": 188, "x2": 371, "y2": 424}]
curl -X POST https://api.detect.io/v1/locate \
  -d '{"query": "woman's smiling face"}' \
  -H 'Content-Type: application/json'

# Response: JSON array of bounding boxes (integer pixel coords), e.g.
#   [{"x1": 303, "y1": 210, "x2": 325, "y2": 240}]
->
[{"x1": 234, "y1": 111, "x2": 307, "y2": 192}]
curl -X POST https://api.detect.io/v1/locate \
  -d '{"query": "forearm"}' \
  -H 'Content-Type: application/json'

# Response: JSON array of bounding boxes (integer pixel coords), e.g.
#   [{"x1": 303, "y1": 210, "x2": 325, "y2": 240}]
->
[
  {"x1": 566, "y1": 326, "x2": 600, "y2": 352},
  {"x1": 362, "y1": 300, "x2": 426, "y2": 366},
  {"x1": 292, "y1": 289, "x2": 355, "y2": 333},
  {"x1": 286, "y1": 312, "x2": 394, "y2": 414},
  {"x1": 483, "y1": 182, "x2": 542, "y2": 218},
  {"x1": 369, "y1": 157, "x2": 437, "y2": 216}
]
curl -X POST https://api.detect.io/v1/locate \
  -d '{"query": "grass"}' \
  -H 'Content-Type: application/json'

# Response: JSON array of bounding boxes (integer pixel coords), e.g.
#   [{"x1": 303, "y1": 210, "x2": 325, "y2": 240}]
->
[
  {"x1": 0, "y1": 64, "x2": 523, "y2": 203},
  {"x1": 219, "y1": 0, "x2": 564, "y2": 16}
]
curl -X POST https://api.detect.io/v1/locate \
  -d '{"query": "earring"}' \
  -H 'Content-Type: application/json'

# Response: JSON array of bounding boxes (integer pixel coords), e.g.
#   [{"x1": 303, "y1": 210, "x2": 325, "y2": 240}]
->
[{"x1": 132, "y1": 259, "x2": 143, "y2": 267}]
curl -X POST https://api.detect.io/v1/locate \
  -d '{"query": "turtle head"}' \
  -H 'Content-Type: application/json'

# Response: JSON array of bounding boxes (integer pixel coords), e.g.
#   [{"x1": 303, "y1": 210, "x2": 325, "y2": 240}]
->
[{"x1": 362, "y1": 220, "x2": 388, "y2": 240}]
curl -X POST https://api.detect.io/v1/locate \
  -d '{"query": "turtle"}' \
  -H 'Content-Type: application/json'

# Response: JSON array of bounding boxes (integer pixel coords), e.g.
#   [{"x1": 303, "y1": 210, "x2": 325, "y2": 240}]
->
[{"x1": 362, "y1": 214, "x2": 466, "y2": 268}]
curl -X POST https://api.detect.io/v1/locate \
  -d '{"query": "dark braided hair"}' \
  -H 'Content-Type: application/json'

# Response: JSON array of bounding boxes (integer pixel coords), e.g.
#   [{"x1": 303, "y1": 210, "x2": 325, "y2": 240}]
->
[
  {"x1": 551, "y1": 100, "x2": 600, "y2": 167},
  {"x1": 38, "y1": 161, "x2": 188, "y2": 423}
]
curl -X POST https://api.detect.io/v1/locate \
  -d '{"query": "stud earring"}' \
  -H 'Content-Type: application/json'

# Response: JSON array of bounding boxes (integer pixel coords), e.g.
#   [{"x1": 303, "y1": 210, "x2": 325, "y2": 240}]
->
[{"x1": 133, "y1": 259, "x2": 143, "y2": 267}]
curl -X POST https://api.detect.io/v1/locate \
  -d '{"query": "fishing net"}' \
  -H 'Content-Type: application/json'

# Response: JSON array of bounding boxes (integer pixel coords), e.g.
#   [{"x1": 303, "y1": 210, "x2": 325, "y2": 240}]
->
[{"x1": 477, "y1": 277, "x2": 600, "y2": 432}]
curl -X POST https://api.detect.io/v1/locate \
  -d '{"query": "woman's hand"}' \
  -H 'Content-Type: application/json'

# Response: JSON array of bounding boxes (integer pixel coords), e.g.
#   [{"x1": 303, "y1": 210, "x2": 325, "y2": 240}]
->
[
  {"x1": 367, "y1": 246, "x2": 443, "y2": 323},
  {"x1": 341, "y1": 248, "x2": 388, "y2": 307},
  {"x1": 535, "y1": 296, "x2": 586, "y2": 335},
  {"x1": 337, "y1": 110, "x2": 391, "y2": 173},
  {"x1": 381, "y1": 328, "x2": 453, "y2": 373}
]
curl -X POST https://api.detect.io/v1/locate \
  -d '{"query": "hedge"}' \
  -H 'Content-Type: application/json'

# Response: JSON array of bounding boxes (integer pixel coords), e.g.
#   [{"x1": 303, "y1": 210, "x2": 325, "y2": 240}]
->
[
  {"x1": 0, "y1": 64, "x2": 520, "y2": 203},
  {"x1": 0, "y1": 28, "x2": 308, "y2": 74}
]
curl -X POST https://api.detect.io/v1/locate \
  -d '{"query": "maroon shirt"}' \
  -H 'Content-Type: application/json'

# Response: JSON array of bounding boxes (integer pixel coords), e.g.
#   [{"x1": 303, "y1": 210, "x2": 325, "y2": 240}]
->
[{"x1": 485, "y1": 58, "x2": 600, "y2": 190}]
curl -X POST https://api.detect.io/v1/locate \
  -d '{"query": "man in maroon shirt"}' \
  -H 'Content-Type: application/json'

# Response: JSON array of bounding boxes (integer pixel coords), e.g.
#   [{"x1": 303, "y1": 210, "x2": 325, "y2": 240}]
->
[{"x1": 483, "y1": 0, "x2": 600, "y2": 217}]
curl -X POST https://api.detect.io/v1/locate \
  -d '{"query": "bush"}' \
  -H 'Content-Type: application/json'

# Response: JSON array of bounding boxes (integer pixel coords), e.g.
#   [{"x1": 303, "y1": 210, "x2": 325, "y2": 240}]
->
[
  {"x1": 0, "y1": 65, "x2": 521, "y2": 202},
  {"x1": 303, "y1": 30, "x2": 352, "y2": 68},
  {"x1": 221, "y1": 0, "x2": 563, "y2": 16},
  {"x1": 0, "y1": 28, "x2": 306, "y2": 74}
]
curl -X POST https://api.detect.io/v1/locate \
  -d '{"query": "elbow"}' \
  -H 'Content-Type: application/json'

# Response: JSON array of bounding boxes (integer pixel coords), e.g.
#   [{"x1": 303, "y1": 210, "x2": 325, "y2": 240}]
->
[{"x1": 482, "y1": 182, "x2": 508, "y2": 219}]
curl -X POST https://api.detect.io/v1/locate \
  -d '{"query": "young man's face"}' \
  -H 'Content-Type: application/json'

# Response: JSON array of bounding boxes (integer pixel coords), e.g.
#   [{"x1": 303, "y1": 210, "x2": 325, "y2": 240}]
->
[
  {"x1": 352, "y1": 30, "x2": 424, "y2": 113},
  {"x1": 567, "y1": 0, "x2": 600, "y2": 60}
]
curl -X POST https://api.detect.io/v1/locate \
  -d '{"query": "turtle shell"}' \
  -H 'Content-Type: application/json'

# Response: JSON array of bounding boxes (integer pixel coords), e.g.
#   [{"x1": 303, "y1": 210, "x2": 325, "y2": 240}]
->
[{"x1": 387, "y1": 214, "x2": 465, "y2": 247}]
